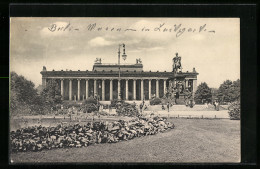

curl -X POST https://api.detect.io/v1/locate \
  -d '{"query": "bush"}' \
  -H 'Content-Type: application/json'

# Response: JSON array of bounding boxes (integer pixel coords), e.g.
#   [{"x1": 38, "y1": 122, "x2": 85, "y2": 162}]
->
[
  {"x1": 99, "y1": 111, "x2": 109, "y2": 116},
  {"x1": 116, "y1": 103, "x2": 139, "y2": 117},
  {"x1": 81, "y1": 103, "x2": 98, "y2": 113},
  {"x1": 111, "y1": 99, "x2": 125, "y2": 108},
  {"x1": 150, "y1": 98, "x2": 162, "y2": 105},
  {"x1": 63, "y1": 102, "x2": 81, "y2": 108},
  {"x1": 228, "y1": 101, "x2": 240, "y2": 120},
  {"x1": 84, "y1": 96, "x2": 98, "y2": 105}
]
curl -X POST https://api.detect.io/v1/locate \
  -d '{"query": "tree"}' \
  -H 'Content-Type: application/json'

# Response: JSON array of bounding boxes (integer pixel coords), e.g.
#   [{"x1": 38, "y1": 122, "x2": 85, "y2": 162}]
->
[
  {"x1": 232, "y1": 79, "x2": 240, "y2": 100},
  {"x1": 194, "y1": 82, "x2": 212, "y2": 104},
  {"x1": 10, "y1": 72, "x2": 39, "y2": 115},
  {"x1": 217, "y1": 79, "x2": 240, "y2": 103},
  {"x1": 10, "y1": 72, "x2": 38, "y2": 105},
  {"x1": 228, "y1": 100, "x2": 240, "y2": 120},
  {"x1": 211, "y1": 88, "x2": 218, "y2": 101},
  {"x1": 41, "y1": 79, "x2": 62, "y2": 107}
]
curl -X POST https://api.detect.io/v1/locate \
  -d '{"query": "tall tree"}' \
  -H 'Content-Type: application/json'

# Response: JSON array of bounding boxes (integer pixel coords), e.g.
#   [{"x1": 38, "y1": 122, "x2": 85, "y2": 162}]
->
[
  {"x1": 10, "y1": 72, "x2": 39, "y2": 115},
  {"x1": 194, "y1": 82, "x2": 212, "y2": 104},
  {"x1": 41, "y1": 79, "x2": 62, "y2": 107},
  {"x1": 232, "y1": 79, "x2": 240, "y2": 100},
  {"x1": 217, "y1": 79, "x2": 240, "y2": 103}
]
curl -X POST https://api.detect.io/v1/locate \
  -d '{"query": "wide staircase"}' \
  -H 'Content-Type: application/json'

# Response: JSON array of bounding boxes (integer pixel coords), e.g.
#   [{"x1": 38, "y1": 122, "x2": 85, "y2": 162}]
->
[{"x1": 147, "y1": 104, "x2": 228, "y2": 112}]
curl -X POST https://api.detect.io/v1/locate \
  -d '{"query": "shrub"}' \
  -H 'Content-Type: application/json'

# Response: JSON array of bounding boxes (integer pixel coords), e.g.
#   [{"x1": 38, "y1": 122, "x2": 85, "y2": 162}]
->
[
  {"x1": 228, "y1": 101, "x2": 240, "y2": 120},
  {"x1": 111, "y1": 99, "x2": 125, "y2": 108},
  {"x1": 63, "y1": 102, "x2": 81, "y2": 108},
  {"x1": 82, "y1": 103, "x2": 98, "y2": 113},
  {"x1": 84, "y1": 96, "x2": 98, "y2": 105},
  {"x1": 116, "y1": 103, "x2": 139, "y2": 117},
  {"x1": 150, "y1": 98, "x2": 162, "y2": 105},
  {"x1": 99, "y1": 111, "x2": 109, "y2": 116}
]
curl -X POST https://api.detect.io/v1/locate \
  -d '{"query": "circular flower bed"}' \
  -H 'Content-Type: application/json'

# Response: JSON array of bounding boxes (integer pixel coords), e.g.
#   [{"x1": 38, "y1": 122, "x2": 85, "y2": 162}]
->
[{"x1": 10, "y1": 117, "x2": 175, "y2": 152}]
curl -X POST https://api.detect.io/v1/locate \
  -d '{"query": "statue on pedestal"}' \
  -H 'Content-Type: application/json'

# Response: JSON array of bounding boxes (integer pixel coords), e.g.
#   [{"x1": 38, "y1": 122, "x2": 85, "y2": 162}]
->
[
  {"x1": 95, "y1": 58, "x2": 102, "y2": 64},
  {"x1": 136, "y1": 58, "x2": 142, "y2": 64},
  {"x1": 165, "y1": 80, "x2": 178, "y2": 104},
  {"x1": 172, "y1": 53, "x2": 182, "y2": 73}
]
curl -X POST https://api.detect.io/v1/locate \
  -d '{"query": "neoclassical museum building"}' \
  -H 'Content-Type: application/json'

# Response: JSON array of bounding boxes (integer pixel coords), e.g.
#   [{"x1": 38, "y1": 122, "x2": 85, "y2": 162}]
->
[{"x1": 41, "y1": 54, "x2": 198, "y2": 102}]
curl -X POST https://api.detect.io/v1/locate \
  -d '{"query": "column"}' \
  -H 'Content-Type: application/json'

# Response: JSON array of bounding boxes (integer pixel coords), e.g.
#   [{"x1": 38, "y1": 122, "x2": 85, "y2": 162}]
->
[
  {"x1": 60, "y1": 79, "x2": 64, "y2": 100},
  {"x1": 110, "y1": 79, "x2": 113, "y2": 100},
  {"x1": 42, "y1": 78, "x2": 47, "y2": 89},
  {"x1": 182, "y1": 80, "x2": 185, "y2": 90},
  {"x1": 133, "y1": 79, "x2": 136, "y2": 100},
  {"x1": 118, "y1": 80, "x2": 121, "y2": 99},
  {"x1": 125, "y1": 79, "x2": 129, "y2": 100},
  {"x1": 85, "y1": 79, "x2": 89, "y2": 99},
  {"x1": 164, "y1": 79, "x2": 167, "y2": 95},
  {"x1": 148, "y1": 79, "x2": 152, "y2": 100},
  {"x1": 192, "y1": 79, "x2": 197, "y2": 92},
  {"x1": 77, "y1": 79, "x2": 81, "y2": 101},
  {"x1": 102, "y1": 79, "x2": 105, "y2": 101},
  {"x1": 69, "y1": 79, "x2": 72, "y2": 101},
  {"x1": 173, "y1": 78, "x2": 176, "y2": 88},
  {"x1": 156, "y1": 79, "x2": 159, "y2": 98},
  {"x1": 94, "y1": 79, "x2": 97, "y2": 96},
  {"x1": 192, "y1": 79, "x2": 197, "y2": 99},
  {"x1": 141, "y1": 79, "x2": 144, "y2": 100},
  {"x1": 185, "y1": 79, "x2": 189, "y2": 89}
]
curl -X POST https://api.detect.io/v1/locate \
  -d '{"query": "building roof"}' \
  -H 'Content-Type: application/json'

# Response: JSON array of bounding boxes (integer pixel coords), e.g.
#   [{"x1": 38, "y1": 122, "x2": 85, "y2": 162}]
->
[
  {"x1": 93, "y1": 63, "x2": 143, "y2": 71},
  {"x1": 41, "y1": 69, "x2": 198, "y2": 79}
]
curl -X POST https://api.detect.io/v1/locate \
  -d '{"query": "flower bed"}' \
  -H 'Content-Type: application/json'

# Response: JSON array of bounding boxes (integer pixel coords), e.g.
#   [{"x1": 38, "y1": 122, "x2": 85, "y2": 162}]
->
[{"x1": 10, "y1": 117, "x2": 175, "y2": 152}]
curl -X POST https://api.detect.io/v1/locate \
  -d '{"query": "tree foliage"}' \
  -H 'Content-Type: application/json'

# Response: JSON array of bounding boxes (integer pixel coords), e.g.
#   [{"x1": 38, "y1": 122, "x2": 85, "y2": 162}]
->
[
  {"x1": 150, "y1": 98, "x2": 162, "y2": 105},
  {"x1": 10, "y1": 72, "x2": 39, "y2": 115},
  {"x1": 228, "y1": 100, "x2": 240, "y2": 120},
  {"x1": 84, "y1": 96, "x2": 98, "y2": 105},
  {"x1": 10, "y1": 72, "x2": 63, "y2": 115},
  {"x1": 116, "y1": 103, "x2": 139, "y2": 117},
  {"x1": 41, "y1": 79, "x2": 62, "y2": 107},
  {"x1": 194, "y1": 82, "x2": 212, "y2": 104},
  {"x1": 217, "y1": 79, "x2": 240, "y2": 103}
]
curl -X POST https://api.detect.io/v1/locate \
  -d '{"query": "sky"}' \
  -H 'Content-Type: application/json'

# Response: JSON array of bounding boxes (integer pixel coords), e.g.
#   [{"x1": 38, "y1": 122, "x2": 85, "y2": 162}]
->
[{"x1": 10, "y1": 17, "x2": 240, "y2": 88}]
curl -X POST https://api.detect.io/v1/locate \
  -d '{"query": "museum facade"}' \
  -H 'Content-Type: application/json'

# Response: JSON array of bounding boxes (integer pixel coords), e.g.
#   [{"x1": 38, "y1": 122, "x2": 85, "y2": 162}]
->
[{"x1": 40, "y1": 58, "x2": 198, "y2": 102}]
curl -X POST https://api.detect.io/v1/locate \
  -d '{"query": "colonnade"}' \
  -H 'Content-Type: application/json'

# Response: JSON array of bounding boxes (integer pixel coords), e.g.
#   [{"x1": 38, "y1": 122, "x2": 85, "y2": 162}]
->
[
  {"x1": 42, "y1": 77, "x2": 197, "y2": 101},
  {"x1": 57, "y1": 78, "x2": 167, "y2": 101}
]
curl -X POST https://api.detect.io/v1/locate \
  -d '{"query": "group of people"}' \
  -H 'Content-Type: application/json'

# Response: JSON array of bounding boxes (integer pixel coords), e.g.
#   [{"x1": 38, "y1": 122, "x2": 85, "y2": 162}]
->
[
  {"x1": 138, "y1": 100, "x2": 148, "y2": 113},
  {"x1": 161, "y1": 102, "x2": 171, "y2": 112},
  {"x1": 213, "y1": 100, "x2": 220, "y2": 111}
]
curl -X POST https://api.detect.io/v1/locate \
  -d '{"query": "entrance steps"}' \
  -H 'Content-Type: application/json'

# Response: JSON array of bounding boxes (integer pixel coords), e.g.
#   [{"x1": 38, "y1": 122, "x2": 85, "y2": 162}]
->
[{"x1": 148, "y1": 104, "x2": 228, "y2": 111}]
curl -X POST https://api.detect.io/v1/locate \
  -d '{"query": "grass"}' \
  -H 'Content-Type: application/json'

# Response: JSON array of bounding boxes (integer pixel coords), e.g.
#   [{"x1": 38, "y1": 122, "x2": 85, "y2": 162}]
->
[{"x1": 10, "y1": 118, "x2": 240, "y2": 163}]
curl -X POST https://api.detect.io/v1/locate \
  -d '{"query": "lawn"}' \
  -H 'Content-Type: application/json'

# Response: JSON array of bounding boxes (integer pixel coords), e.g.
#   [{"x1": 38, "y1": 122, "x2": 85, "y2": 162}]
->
[{"x1": 10, "y1": 118, "x2": 240, "y2": 163}]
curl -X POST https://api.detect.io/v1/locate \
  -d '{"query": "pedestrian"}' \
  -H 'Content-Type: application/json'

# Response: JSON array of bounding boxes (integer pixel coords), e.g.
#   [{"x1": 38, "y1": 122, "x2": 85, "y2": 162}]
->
[
  {"x1": 139, "y1": 104, "x2": 143, "y2": 110},
  {"x1": 161, "y1": 104, "x2": 165, "y2": 110},
  {"x1": 109, "y1": 104, "x2": 111, "y2": 112},
  {"x1": 185, "y1": 100, "x2": 189, "y2": 107},
  {"x1": 213, "y1": 101, "x2": 216, "y2": 110},
  {"x1": 216, "y1": 101, "x2": 219, "y2": 111},
  {"x1": 205, "y1": 101, "x2": 208, "y2": 108},
  {"x1": 167, "y1": 102, "x2": 170, "y2": 112}
]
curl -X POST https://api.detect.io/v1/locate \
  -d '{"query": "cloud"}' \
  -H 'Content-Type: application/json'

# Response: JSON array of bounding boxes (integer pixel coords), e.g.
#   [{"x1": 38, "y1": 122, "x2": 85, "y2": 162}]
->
[{"x1": 88, "y1": 37, "x2": 115, "y2": 47}]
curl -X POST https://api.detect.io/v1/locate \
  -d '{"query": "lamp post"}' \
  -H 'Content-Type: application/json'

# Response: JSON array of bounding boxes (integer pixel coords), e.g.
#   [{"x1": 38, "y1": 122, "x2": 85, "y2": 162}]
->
[{"x1": 118, "y1": 43, "x2": 127, "y2": 101}]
